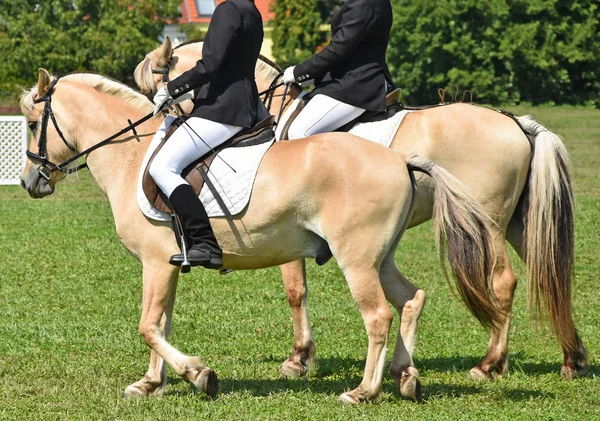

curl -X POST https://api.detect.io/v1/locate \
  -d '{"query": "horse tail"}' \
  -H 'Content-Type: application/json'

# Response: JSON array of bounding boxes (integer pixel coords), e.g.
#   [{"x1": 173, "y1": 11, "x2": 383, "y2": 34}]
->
[
  {"x1": 406, "y1": 155, "x2": 501, "y2": 329},
  {"x1": 516, "y1": 116, "x2": 579, "y2": 354}
]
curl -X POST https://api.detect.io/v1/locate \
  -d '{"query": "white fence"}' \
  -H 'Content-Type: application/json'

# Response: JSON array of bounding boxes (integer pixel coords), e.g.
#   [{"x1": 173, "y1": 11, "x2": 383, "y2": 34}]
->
[{"x1": 0, "y1": 116, "x2": 28, "y2": 185}]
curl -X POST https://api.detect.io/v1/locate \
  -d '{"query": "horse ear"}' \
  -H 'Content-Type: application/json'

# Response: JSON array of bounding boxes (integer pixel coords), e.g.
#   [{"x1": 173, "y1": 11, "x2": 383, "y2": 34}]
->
[
  {"x1": 37, "y1": 68, "x2": 52, "y2": 97},
  {"x1": 156, "y1": 36, "x2": 173, "y2": 68}
]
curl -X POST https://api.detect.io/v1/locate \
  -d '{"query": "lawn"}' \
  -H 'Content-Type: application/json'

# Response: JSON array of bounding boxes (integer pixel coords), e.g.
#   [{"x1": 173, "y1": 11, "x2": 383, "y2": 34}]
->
[{"x1": 0, "y1": 105, "x2": 598, "y2": 420}]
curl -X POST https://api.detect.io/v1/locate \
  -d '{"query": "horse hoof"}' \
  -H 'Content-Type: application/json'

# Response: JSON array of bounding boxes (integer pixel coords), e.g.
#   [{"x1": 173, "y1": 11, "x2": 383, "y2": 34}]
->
[
  {"x1": 470, "y1": 366, "x2": 492, "y2": 381},
  {"x1": 338, "y1": 387, "x2": 380, "y2": 404},
  {"x1": 123, "y1": 384, "x2": 148, "y2": 399},
  {"x1": 339, "y1": 392, "x2": 361, "y2": 404},
  {"x1": 193, "y1": 368, "x2": 219, "y2": 398},
  {"x1": 399, "y1": 367, "x2": 421, "y2": 402},
  {"x1": 561, "y1": 365, "x2": 587, "y2": 380},
  {"x1": 280, "y1": 359, "x2": 308, "y2": 378}
]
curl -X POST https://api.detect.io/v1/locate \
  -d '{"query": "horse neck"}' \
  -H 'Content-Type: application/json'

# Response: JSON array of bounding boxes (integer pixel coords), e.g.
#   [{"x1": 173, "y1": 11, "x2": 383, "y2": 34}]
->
[{"x1": 63, "y1": 89, "x2": 157, "y2": 205}]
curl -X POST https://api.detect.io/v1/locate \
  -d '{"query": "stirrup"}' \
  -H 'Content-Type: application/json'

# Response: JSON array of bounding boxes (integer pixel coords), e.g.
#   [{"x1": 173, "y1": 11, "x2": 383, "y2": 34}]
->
[{"x1": 169, "y1": 251, "x2": 223, "y2": 270}]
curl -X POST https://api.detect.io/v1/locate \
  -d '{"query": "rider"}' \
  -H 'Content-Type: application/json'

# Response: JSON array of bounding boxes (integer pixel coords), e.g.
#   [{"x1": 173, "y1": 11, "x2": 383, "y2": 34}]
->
[
  {"x1": 150, "y1": 0, "x2": 263, "y2": 269},
  {"x1": 282, "y1": 0, "x2": 393, "y2": 139}
]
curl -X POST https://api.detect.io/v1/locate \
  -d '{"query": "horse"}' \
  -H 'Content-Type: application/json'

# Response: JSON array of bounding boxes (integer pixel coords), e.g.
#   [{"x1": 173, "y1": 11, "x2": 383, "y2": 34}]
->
[
  {"x1": 134, "y1": 37, "x2": 588, "y2": 381},
  {"x1": 19, "y1": 69, "x2": 500, "y2": 403}
]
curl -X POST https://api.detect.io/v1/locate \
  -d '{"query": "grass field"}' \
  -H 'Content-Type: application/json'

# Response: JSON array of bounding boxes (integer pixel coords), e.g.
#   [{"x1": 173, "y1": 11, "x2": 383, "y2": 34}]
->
[{"x1": 0, "y1": 105, "x2": 598, "y2": 420}]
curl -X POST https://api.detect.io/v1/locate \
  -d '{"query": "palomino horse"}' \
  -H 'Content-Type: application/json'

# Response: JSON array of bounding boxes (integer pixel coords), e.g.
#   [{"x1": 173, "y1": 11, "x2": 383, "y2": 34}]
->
[
  {"x1": 20, "y1": 69, "x2": 500, "y2": 402},
  {"x1": 134, "y1": 37, "x2": 588, "y2": 380}
]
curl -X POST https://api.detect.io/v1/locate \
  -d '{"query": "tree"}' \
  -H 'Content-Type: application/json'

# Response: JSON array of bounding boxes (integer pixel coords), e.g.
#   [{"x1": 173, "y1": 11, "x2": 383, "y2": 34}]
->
[
  {"x1": 387, "y1": 0, "x2": 600, "y2": 106},
  {"x1": 0, "y1": 0, "x2": 180, "y2": 104},
  {"x1": 271, "y1": 0, "x2": 329, "y2": 68}
]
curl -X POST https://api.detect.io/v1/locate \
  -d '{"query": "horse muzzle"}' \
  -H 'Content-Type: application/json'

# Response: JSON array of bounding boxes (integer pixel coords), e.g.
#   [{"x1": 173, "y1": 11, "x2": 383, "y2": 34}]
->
[{"x1": 20, "y1": 167, "x2": 55, "y2": 198}]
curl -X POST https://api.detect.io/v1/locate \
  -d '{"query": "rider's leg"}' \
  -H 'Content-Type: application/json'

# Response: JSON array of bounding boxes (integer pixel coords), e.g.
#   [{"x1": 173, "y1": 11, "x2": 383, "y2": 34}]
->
[
  {"x1": 287, "y1": 94, "x2": 365, "y2": 140},
  {"x1": 149, "y1": 117, "x2": 242, "y2": 268}
]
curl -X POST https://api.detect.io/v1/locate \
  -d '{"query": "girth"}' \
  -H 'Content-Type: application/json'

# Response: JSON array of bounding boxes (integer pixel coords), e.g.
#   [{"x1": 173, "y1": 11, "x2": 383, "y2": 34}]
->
[{"x1": 142, "y1": 116, "x2": 275, "y2": 213}]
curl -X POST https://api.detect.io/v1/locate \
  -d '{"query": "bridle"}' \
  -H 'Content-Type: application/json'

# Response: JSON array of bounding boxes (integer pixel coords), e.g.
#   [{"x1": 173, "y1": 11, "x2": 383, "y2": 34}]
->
[{"x1": 26, "y1": 77, "x2": 154, "y2": 181}]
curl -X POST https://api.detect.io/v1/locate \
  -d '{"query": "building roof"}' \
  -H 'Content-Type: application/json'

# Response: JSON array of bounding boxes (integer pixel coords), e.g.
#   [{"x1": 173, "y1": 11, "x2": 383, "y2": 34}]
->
[{"x1": 180, "y1": 0, "x2": 274, "y2": 23}]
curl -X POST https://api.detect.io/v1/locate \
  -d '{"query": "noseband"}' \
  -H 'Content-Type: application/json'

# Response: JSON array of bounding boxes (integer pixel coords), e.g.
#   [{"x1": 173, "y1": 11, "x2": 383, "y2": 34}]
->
[{"x1": 26, "y1": 77, "x2": 154, "y2": 181}]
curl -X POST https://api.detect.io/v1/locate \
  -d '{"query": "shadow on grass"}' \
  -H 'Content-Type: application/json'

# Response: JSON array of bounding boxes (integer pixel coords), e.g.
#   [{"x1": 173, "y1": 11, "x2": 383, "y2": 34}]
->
[
  {"x1": 416, "y1": 352, "x2": 599, "y2": 378},
  {"x1": 161, "y1": 356, "x2": 552, "y2": 402}
]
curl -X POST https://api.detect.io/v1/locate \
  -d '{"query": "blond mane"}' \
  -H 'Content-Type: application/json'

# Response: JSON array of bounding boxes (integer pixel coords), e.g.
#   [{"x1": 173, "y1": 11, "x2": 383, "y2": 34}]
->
[
  {"x1": 133, "y1": 39, "x2": 282, "y2": 95},
  {"x1": 21, "y1": 73, "x2": 154, "y2": 118}
]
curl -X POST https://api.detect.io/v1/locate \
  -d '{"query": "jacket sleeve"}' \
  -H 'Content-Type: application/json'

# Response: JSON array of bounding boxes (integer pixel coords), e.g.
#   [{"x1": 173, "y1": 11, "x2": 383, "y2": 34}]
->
[
  {"x1": 167, "y1": 2, "x2": 241, "y2": 99},
  {"x1": 293, "y1": 0, "x2": 373, "y2": 83}
]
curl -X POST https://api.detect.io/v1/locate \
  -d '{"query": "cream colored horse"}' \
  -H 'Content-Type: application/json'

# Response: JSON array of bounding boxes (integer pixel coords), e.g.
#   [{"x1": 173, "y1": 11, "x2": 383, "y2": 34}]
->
[
  {"x1": 20, "y1": 69, "x2": 500, "y2": 403},
  {"x1": 135, "y1": 37, "x2": 588, "y2": 381}
]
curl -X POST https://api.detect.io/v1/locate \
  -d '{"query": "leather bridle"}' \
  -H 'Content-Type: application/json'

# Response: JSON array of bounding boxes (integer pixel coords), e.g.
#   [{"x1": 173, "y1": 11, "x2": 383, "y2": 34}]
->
[{"x1": 26, "y1": 77, "x2": 154, "y2": 181}]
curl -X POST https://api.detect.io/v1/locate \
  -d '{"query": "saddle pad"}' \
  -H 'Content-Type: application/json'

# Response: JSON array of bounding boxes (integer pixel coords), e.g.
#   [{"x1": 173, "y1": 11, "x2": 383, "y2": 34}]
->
[
  {"x1": 347, "y1": 110, "x2": 410, "y2": 148},
  {"x1": 275, "y1": 92, "x2": 410, "y2": 148},
  {"x1": 137, "y1": 116, "x2": 275, "y2": 221}
]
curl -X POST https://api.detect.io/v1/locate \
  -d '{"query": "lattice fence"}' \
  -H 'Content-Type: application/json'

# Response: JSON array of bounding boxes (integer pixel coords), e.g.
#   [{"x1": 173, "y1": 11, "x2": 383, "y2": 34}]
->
[{"x1": 0, "y1": 116, "x2": 28, "y2": 185}]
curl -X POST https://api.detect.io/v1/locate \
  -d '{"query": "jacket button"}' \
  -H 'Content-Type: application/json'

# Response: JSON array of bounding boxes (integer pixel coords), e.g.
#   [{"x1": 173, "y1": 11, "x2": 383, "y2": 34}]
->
[{"x1": 185, "y1": 84, "x2": 190, "y2": 89}]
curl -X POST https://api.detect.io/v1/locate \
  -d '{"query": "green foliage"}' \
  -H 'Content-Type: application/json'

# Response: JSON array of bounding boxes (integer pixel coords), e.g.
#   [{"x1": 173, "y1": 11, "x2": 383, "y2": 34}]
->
[
  {"x1": 271, "y1": 0, "x2": 330, "y2": 67},
  {"x1": 0, "y1": 0, "x2": 179, "y2": 104},
  {"x1": 387, "y1": 0, "x2": 600, "y2": 106},
  {"x1": 180, "y1": 23, "x2": 207, "y2": 42}
]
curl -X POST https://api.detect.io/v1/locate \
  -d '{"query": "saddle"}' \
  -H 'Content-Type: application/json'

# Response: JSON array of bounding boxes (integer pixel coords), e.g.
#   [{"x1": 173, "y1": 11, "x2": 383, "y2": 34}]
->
[
  {"x1": 279, "y1": 89, "x2": 402, "y2": 140},
  {"x1": 142, "y1": 116, "x2": 275, "y2": 214}
]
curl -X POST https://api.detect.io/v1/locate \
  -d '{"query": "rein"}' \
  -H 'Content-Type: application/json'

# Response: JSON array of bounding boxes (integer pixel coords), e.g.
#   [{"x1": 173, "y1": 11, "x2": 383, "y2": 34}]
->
[{"x1": 26, "y1": 77, "x2": 154, "y2": 181}]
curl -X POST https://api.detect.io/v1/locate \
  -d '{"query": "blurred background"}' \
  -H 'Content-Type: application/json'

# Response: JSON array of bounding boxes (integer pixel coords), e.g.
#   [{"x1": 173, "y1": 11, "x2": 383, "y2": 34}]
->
[{"x1": 0, "y1": 0, "x2": 599, "y2": 110}]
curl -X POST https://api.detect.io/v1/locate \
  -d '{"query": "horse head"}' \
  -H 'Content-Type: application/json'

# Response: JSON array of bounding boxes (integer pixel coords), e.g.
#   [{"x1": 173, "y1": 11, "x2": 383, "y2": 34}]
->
[
  {"x1": 20, "y1": 69, "x2": 78, "y2": 198},
  {"x1": 134, "y1": 36, "x2": 174, "y2": 97}
]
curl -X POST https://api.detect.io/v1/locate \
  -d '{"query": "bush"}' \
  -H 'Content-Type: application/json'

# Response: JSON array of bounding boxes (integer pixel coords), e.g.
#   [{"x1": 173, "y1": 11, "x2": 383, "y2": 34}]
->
[
  {"x1": 271, "y1": 0, "x2": 330, "y2": 68},
  {"x1": 387, "y1": 0, "x2": 600, "y2": 106},
  {"x1": 0, "y1": 0, "x2": 180, "y2": 104}
]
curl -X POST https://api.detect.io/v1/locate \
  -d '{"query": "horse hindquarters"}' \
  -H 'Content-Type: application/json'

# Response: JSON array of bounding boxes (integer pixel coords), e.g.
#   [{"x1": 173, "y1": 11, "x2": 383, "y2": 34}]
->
[{"x1": 301, "y1": 135, "x2": 415, "y2": 402}]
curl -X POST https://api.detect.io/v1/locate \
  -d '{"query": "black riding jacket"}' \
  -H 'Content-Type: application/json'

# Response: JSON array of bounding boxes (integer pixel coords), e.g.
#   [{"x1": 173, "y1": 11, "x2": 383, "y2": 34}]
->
[
  {"x1": 293, "y1": 0, "x2": 393, "y2": 112},
  {"x1": 167, "y1": 0, "x2": 264, "y2": 128}
]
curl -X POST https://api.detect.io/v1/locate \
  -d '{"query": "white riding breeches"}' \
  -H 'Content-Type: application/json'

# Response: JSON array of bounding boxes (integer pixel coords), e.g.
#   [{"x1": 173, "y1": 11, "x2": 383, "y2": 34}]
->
[
  {"x1": 149, "y1": 117, "x2": 243, "y2": 197},
  {"x1": 287, "y1": 94, "x2": 365, "y2": 140}
]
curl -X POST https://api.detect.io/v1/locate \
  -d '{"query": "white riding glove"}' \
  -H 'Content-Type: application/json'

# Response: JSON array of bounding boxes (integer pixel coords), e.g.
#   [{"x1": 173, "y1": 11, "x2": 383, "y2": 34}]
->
[
  {"x1": 282, "y1": 66, "x2": 296, "y2": 85},
  {"x1": 153, "y1": 86, "x2": 173, "y2": 115}
]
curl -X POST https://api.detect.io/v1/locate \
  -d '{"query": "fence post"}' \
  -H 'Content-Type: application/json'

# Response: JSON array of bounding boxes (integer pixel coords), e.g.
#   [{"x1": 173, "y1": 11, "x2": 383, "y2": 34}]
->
[{"x1": 0, "y1": 116, "x2": 28, "y2": 185}]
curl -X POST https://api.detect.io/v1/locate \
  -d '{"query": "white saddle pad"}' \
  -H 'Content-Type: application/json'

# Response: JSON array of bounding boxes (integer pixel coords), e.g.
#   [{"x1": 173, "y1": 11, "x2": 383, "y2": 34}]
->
[
  {"x1": 275, "y1": 93, "x2": 410, "y2": 148},
  {"x1": 137, "y1": 116, "x2": 274, "y2": 221}
]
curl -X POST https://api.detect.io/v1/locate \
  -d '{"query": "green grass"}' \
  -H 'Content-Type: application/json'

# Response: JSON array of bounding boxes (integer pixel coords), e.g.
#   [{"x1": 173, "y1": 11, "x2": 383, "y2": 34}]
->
[{"x1": 0, "y1": 106, "x2": 598, "y2": 420}]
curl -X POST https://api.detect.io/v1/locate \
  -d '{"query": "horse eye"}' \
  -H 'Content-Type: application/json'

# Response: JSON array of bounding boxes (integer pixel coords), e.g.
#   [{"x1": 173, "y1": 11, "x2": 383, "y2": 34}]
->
[{"x1": 28, "y1": 121, "x2": 38, "y2": 132}]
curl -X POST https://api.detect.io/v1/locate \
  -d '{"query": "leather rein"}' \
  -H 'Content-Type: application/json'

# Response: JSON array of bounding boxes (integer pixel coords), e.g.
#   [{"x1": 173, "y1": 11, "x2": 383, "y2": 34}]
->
[{"x1": 26, "y1": 77, "x2": 154, "y2": 181}]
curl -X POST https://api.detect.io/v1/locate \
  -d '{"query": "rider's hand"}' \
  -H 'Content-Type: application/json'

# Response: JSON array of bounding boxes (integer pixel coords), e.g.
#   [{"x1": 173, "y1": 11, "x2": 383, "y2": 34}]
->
[
  {"x1": 282, "y1": 66, "x2": 296, "y2": 85},
  {"x1": 153, "y1": 86, "x2": 173, "y2": 115}
]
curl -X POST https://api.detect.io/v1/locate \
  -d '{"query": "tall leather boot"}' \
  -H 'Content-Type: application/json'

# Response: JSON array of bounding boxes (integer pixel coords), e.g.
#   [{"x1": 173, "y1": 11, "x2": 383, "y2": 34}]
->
[{"x1": 169, "y1": 184, "x2": 223, "y2": 269}]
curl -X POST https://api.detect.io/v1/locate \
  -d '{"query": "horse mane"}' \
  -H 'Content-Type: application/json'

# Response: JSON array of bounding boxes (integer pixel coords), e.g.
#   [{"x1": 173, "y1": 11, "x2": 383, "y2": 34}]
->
[
  {"x1": 20, "y1": 72, "x2": 154, "y2": 118},
  {"x1": 134, "y1": 38, "x2": 282, "y2": 95}
]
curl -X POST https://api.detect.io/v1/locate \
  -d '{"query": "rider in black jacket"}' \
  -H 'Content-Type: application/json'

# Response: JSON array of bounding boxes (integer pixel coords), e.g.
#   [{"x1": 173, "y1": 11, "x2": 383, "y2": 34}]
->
[
  {"x1": 150, "y1": 0, "x2": 264, "y2": 269},
  {"x1": 282, "y1": 0, "x2": 393, "y2": 139}
]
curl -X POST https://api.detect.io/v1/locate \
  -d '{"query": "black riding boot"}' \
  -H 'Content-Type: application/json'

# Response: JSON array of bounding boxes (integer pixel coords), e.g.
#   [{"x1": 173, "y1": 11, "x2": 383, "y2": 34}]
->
[{"x1": 169, "y1": 184, "x2": 223, "y2": 269}]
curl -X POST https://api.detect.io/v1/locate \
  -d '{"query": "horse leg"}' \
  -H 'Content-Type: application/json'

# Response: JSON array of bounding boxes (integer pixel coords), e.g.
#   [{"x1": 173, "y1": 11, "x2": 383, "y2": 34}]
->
[
  {"x1": 124, "y1": 286, "x2": 175, "y2": 397},
  {"x1": 506, "y1": 217, "x2": 588, "y2": 379},
  {"x1": 380, "y1": 256, "x2": 426, "y2": 402},
  {"x1": 338, "y1": 266, "x2": 393, "y2": 404},
  {"x1": 125, "y1": 260, "x2": 217, "y2": 398},
  {"x1": 279, "y1": 259, "x2": 316, "y2": 377},
  {"x1": 470, "y1": 236, "x2": 516, "y2": 379}
]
